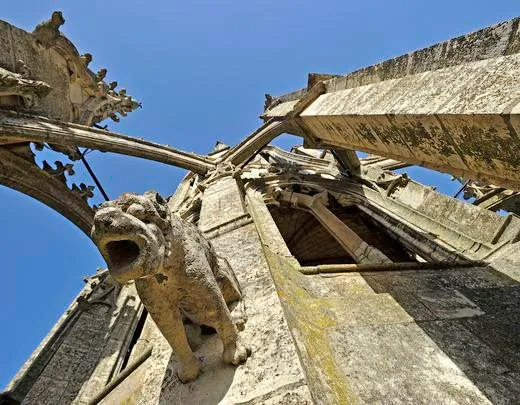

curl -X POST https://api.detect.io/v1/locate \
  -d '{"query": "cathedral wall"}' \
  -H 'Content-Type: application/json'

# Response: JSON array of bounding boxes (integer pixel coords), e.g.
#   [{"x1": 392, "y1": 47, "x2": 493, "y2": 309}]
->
[
  {"x1": 3, "y1": 276, "x2": 142, "y2": 405},
  {"x1": 246, "y1": 182, "x2": 520, "y2": 404},
  {"x1": 198, "y1": 176, "x2": 246, "y2": 232}
]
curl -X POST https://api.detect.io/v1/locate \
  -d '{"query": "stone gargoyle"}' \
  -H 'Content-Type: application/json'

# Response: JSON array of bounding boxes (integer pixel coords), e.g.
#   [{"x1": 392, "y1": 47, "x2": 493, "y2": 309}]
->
[{"x1": 91, "y1": 191, "x2": 250, "y2": 382}]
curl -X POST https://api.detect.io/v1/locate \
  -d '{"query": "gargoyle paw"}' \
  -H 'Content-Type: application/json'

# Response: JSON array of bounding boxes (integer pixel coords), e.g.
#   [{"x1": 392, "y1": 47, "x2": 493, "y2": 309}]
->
[
  {"x1": 231, "y1": 302, "x2": 247, "y2": 331},
  {"x1": 177, "y1": 357, "x2": 201, "y2": 383},
  {"x1": 232, "y1": 314, "x2": 247, "y2": 331},
  {"x1": 223, "y1": 343, "x2": 251, "y2": 366}
]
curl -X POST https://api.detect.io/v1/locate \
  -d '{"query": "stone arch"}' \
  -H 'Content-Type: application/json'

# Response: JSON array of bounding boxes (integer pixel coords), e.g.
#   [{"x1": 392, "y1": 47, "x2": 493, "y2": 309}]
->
[{"x1": 0, "y1": 146, "x2": 94, "y2": 236}]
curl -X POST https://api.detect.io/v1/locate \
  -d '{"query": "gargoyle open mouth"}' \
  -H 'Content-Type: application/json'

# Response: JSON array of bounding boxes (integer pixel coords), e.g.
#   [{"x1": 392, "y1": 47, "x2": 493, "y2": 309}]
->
[
  {"x1": 91, "y1": 192, "x2": 170, "y2": 282},
  {"x1": 105, "y1": 239, "x2": 141, "y2": 270}
]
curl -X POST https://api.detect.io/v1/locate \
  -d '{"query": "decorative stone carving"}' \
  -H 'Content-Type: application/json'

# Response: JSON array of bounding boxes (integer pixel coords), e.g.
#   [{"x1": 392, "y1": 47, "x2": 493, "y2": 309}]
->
[
  {"x1": 15, "y1": 60, "x2": 31, "y2": 78},
  {"x1": 83, "y1": 83, "x2": 142, "y2": 125},
  {"x1": 32, "y1": 11, "x2": 65, "y2": 48},
  {"x1": 30, "y1": 11, "x2": 143, "y2": 126},
  {"x1": 263, "y1": 93, "x2": 281, "y2": 112},
  {"x1": 462, "y1": 180, "x2": 500, "y2": 200},
  {"x1": 71, "y1": 183, "x2": 95, "y2": 202},
  {"x1": 95, "y1": 69, "x2": 107, "y2": 82},
  {"x1": 42, "y1": 160, "x2": 75, "y2": 183},
  {"x1": 91, "y1": 191, "x2": 250, "y2": 382},
  {"x1": 80, "y1": 53, "x2": 92, "y2": 67},
  {"x1": 264, "y1": 93, "x2": 273, "y2": 110},
  {"x1": 0, "y1": 66, "x2": 51, "y2": 107},
  {"x1": 76, "y1": 269, "x2": 118, "y2": 311}
]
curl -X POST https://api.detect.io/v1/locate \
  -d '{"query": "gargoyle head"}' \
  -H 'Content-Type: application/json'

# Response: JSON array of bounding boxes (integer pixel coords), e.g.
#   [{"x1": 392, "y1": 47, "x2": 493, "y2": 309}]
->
[
  {"x1": 91, "y1": 191, "x2": 171, "y2": 283},
  {"x1": 51, "y1": 11, "x2": 65, "y2": 28}
]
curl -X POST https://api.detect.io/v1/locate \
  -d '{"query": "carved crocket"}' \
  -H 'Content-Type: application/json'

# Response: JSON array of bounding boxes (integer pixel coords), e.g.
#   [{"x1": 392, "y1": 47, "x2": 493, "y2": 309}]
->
[
  {"x1": 91, "y1": 191, "x2": 250, "y2": 382},
  {"x1": 0, "y1": 66, "x2": 51, "y2": 107}
]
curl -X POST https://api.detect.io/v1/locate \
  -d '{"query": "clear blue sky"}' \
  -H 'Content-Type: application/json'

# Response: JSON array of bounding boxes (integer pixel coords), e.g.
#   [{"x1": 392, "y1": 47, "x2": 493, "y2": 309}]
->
[{"x1": 1, "y1": 1, "x2": 518, "y2": 388}]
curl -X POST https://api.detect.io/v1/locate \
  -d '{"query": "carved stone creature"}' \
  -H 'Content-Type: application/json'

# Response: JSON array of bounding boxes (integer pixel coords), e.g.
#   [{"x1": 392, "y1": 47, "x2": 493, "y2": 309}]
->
[
  {"x1": 263, "y1": 93, "x2": 281, "y2": 112},
  {"x1": 91, "y1": 191, "x2": 250, "y2": 382},
  {"x1": 33, "y1": 11, "x2": 65, "y2": 47},
  {"x1": 81, "y1": 53, "x2": 93, "y2": 67},
  {"x1": 0, "y1": 66, "x2": 51, "y2": 107},
  {"x1": 264, "y1": 93, "x2": 273, "y2": 110},
  {"x1": 95, "y1": 68, "x2": 107, "y2": 82}
]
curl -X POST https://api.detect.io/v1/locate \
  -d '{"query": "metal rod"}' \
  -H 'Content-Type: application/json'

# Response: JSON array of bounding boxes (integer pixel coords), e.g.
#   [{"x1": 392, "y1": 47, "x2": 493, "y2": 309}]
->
[
  {"x1": 299, "y1": 260, "x2": 486, "y2": 275},
  {"x1": 80, "y1": 149, "x2": 110, "y2": 202},
  {"x1": 453, "y1": 179, "x2": 471, "y2": 198}
]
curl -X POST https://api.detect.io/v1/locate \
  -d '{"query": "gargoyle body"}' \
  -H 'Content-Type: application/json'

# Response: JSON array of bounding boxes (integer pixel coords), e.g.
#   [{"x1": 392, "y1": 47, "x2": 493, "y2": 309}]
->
[
  {"x1": 33, "y1": 11, "x2": 65, "y2": 47},
  {"x1": 91, "y1": 191, "x2": 250, "y2": 382}
]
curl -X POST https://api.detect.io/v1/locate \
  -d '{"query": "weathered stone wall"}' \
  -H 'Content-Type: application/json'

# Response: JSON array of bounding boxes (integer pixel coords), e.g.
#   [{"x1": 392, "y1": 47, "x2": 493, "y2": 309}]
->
[
  {"x1": 198, "y1": 176, "x2": 247, "y2": 232},
  {"x1": 317, "y1": 171, "x2": 520, "y2": 260},
  {"x1": 392, "y1": 181, "x2": 520, "y2": 247},
  {"x1": 247, "y1": 183, "x2": 520, "y2": 404},
  {"x1": 3, "y1": 275, "x2": 142, "y2": 405}
]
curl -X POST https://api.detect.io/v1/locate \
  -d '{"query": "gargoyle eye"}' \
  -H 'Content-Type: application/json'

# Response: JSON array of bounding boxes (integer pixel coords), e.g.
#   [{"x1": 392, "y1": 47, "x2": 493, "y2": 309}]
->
[
  {"x1": 155, "y1": 193, "x2": 165, "y2": 204},
  {"x1": 144, "y1": 190, "x2": 166, "y2": 206}
]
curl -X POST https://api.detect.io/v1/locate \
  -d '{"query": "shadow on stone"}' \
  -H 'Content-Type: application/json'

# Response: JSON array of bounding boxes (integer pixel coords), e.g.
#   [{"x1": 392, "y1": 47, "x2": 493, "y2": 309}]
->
[
  {"x1": 363, "y1": 265, "x2": 520, "y2": 404},
  {"x1": 158, "y1": 333, "x2": 236, "y2": 405}
]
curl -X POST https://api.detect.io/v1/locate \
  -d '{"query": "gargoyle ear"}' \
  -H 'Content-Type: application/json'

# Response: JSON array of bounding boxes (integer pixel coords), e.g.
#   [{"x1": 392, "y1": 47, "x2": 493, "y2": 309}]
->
[
  {"x1": 144, "y1": 190, "x2": 165, "y2": 205},
  {"x1": 98, "y1": 200, "x2": 116, "y2": 210},
  {"x1": 155, "y1": 193, "x2": 166, "y2": 205}
]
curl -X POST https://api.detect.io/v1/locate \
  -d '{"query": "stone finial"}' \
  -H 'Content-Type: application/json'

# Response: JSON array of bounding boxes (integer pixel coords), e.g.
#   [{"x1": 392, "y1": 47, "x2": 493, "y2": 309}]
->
[
  {"x1": 89, "y1": 88, "x2": 141, "y2": 125},
  {"x1": 108, "y1": 81, "x2": 118, "y2": 90},
  {"x1": 264, "y1": 93, "x2": 273, "y2": 110},
  {"x1": 91, "y1": 191, "x2": 251, "y2": 382},
  {"x1": 263, "y1": 93, "x2": 281, "y2": 113},
  {"x1": 33, "y1": 11, "x2": 65, "y2": 47},
  {"x1": 81, "y1": 53, "x2": 93, "y2": 67},
  {"x1": 96, "y1": 81, "x2": 108, "y2": 97},
  {"x1": 95, "y1": 69, "x2": 107, "y2": 82},
  {"x1": 71, "y1": 183, "x2": 95, "y2": 202},
  {"x1": 42, "y1": 160, "x2": 75, "y2": 183},
  {"x1": 77, "y1": 270, "x2": 117, "y2": 310}
]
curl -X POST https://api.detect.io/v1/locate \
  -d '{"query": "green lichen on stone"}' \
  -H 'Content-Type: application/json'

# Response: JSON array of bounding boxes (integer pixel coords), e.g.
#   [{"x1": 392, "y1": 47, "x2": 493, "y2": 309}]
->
[{"x1": 262, "y1": 248, "x2": 357, "y2": 405}]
